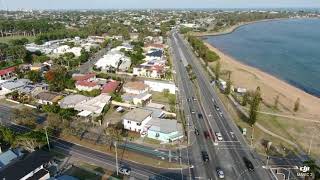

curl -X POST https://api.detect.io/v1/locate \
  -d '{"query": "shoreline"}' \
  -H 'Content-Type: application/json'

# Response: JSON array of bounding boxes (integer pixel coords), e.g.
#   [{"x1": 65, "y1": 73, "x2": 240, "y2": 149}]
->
[
  {"x1": 204, "y1": 42, "x2": 320, "y2": 119},
  {"x1": 194, "y1": 17, "x2": 318, "y2": 37}
]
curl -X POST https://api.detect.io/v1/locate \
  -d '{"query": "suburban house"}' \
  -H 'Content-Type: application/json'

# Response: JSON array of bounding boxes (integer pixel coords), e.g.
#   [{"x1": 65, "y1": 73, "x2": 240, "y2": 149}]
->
[
  {"x1": 0, "y1": 149, "x2": 23, "y2": 169},
  {"x1": 59, "y1": 94, "x2": 91, "y2": 109},
  {"x1": 0, "y1": 67, "x2": 16, "y2": 81},
  {"x1": 95, "y1": 49, "x2": 131, "y2": 71},
  {"x1": 74, "y1": 94, "x2": 111, "y2": 117},
  {"x1": 122, "y1": 108, "x2": 153, "y2": 133},
  {"x1": 101, "y1": 80, "x2": 120, "y2": 94},
  {"x1": 132, "y1": 93, "x2": 152, "y2": 106},
  {"x1": 144, "y1": 118, "x2": 184, "y2": 143},
  {"x1": 0, "y1": 79, "x2": 31, "y2": 96},
  {"x1": 123, "y1": 81, "x2": 149, "y2": 95},
  {"x1": 34, "y1": 91, "x2": 62, "y2": 105},
  {"x1": 0, "y1": 150, "x2": 54, "y2": 180},
  {"x1": 18, "y1": 83, "x2": 49, "y2": 97},
  {"x1": 53, "y1": 45, "x2": 82, "y2": 57},
  {"x1": 144, "y1": 43, "x2": 165, "y2": 52},
  {"x1": 75, "y1": 81, "x2": 100, "y2": 91},
  {"x1": 144, "y1": 80, "x2": 176, "y2": 94},
  {"x1": 145, "y1": 49, "x2": 163, "y2": 61},
  {"x1": 72, "y1": 73, "x2": 96, "y2": 82},
  {"x1": 133, "y1": 63, "x2": 165, "y2": 79}
]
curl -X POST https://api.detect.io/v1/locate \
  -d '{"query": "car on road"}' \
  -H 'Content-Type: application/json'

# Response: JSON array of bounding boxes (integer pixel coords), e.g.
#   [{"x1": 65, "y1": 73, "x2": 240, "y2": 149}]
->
[
  {"x1": 195, "y1": 128, "x2": 200, "y2": 135},
  {"x1": 187, "y1": 98, "x2": 191, "y2": 102},
  {"x1": 204, "y1": 131, "x2": 210, "y2": 139},
  {"x1": 201, "y1": 151, "x2": 209, "y2": 162},
  {"x1": 243, "y1": 157, "x2": 254, "y2": 171},
  {"x1": 197, "y1": 113, "x2": 203, "y2": 119},
  {"x1": 192, "y1": 97, "x2": 197, "y2": 101},
  {"x1": 215, "y1": 132, "x2": 223, "y2": 141},
  {"x1": 119, "y1": 166, "x2": 131, "y2": 176},
  {"x1": 216, "y1": 168, "x2": 225, "y2": 179},
  {"x1": 191, "y1": 110, "x2": 196, "y2": 114},
  {"x1": 218, "y1": 111, "x2": 223, "y2": 117}
]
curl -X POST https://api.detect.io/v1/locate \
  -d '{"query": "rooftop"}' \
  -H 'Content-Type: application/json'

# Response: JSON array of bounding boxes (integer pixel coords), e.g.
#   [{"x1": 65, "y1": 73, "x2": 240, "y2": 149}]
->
[
  {"x1": 72, "y1": 73, "x2": 96, "y2": 81},
  {"x1": 74, "y1": 94, "x2": 111, "y2": 114},
  {"x1": 0, "y1": 67, "x2": 15, "y2": 76},
  {"x1": 122, "y1": 108, "x2": 152, "y2": 123},
  {"x1": 35, "y1": 91, "x2": 62, "y2": 102},
  {"x1": 76, "y1": 80, "x2": 99, "y2": 87},
  {"x1": 59, "y1": 94, "x2": 91, "y2": 108},
  {"x1": 101, "y1": 80, "x2": 120, "y2": 94},
  {"x1": 0, "y1": 150, "x2": 53, "y2": 180},
  {"x1": 147, "y1": 118, "x2": 181, "y2": 134}
]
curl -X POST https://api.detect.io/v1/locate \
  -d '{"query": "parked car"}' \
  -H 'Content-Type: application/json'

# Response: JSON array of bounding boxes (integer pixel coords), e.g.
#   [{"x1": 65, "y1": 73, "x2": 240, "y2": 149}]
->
[
  {"x1": 201, "y1": 151, "x2": 209, "y2": 162},
  {"x1": 215, "y1": 132, "x2": 223, "y2": 141},
  {"x1": 198, "y1": 113, "x2": 203, "y2": 119},
  {"x1": 216, "y1": 168, "x2": 225, "y2": 179},
  {"x1": 191, "y1": 110, "x2": 196, "y2": 114},
  {"x1": 204, "y1": 131, "x2": 210, "y2": 139},
  {"x1": 187, "y1": 98, "x2": 191, "y2": 102},
  {"x1": 243, "y1": 157, "x2": 254, "y2": 171},
  {"x1": 195, "y1": 128, "x2": 200, "y2": 135},
  {"x1": 192, "y1": 97, "x2": 197, "y2": 101},
  {"x1": 119, "y1": 166, "x2": 131, "y2": 176}
]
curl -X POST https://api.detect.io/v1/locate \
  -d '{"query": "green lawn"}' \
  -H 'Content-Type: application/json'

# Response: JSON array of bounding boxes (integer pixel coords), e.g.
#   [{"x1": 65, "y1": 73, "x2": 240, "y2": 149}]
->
[
  {"x1": 64, "y1": 166, "x2": 101, "y2": 180},
  {"x1": 0, "y1": 35, "x2": 35, "y2": 44}
]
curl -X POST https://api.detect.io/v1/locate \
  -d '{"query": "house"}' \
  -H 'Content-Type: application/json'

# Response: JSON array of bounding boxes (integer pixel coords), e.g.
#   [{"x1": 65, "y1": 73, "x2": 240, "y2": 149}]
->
[
  {"x1": 95, "y1": 49, "x2": 131, "y2": 71},
  {"x1": 59, "y1": 94, "x2": 91, "y2": 109},
  {"x1": 72, "y1": 73, "x2": 96, "y2": 82},
  {"x1": 144, "y1": 118, "x2": 184, "y2": 143},
  {"x1": 132, "y1": 93, "x2": 152, "y2": 106},
  {"x1": 0, "y1": 150, "x2": 53, "y2": 180},
  {"x1": 122, "y1": 108, "x2": 153, "y2": 133},
  {"x1": 74, "y1": 94, "x2": 111, "y2": 116},
  {"x1": 123, "y1": 81, "x2": 149, "y2": 95},
  {"x1": 145, "y1": 49, "x2": 163, "y2": 62},
  {"x1": 133, "y1": 63, "x2": 165, "y2": 79},
  {"x1": 67, "y1": 47, "x2": 82, "y2": 57},
  {"x1": 75, "y1": 81, "x2": 100, "y2": 92},
  {"x1": 144, "y1": 43, "x2": 165, "y2": 52},
  {"x1": 34, "y1": 91, "x2": 62, "y2": 105},
  {"x1": 101, "y1": 80, "x2": 120, "y2": 94},
  {"x1": 0, "y1": 149, "x2": 23, "y2": 169},
  {"x1": 53, "y1": 45, "x2": 70, "y2": 54},
  {"x1": 0, "y1": 79, "x2": 30, "y2": 96},
  {"x1": 0, "y1": 67, "x2": 15, "y2": 81},
  {"x1": 144, "y1": 80, "x2": 176, "y2": 94},
  {"x1": 18, "y1": 83, "x2": 49, "y2": 97}
]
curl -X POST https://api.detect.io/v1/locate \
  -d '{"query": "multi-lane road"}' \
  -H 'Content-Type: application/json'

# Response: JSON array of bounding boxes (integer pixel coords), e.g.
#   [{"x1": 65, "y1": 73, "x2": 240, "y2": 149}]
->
[{"x1": 170, "y1": 31, "x2": 274, "y2": 180}]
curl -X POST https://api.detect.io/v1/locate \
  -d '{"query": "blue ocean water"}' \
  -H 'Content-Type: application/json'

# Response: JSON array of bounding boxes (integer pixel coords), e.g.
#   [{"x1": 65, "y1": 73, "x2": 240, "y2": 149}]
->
[{"x1": 205, "y1": 19, "x2": 320, "y2": 97}]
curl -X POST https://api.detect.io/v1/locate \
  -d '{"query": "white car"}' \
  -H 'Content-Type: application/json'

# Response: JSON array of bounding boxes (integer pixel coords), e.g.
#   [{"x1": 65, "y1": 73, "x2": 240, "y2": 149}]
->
[
  {"x1": 217, "y1": 169, "x2": 225, "y2": 179},
  {"x1": 119, "y1": 166, "x2": 131, "y2": 176},
  {"x1": 215, "y1": 132, "x2": 223, "y2": 141}
]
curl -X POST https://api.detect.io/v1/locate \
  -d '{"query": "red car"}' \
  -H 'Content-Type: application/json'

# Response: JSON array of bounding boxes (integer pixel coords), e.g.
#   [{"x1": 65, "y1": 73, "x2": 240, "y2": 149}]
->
[{"x1": 204, "y1": 131, "x2": 210, "y2": 139}]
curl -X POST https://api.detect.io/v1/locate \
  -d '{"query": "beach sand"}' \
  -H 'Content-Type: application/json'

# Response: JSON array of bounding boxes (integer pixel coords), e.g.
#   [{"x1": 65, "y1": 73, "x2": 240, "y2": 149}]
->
[{"x1": 205, "y1": 42, "x2": 320, "y2": 120}]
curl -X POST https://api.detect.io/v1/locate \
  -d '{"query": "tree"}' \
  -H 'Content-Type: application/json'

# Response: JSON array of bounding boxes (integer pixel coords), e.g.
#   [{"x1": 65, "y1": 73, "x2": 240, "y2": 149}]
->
[
  {"x1": 27, "y1": 70, "x2": 42, "y2": 83},
  {"x1": 225, "y1": 79, "x2": 232, "y2": 95},
  {"x1": 294, "y1": 97, "x2": 300, "y2": 112},
  {"x1": 45, "y1": 65, "x2": 74, "y2": 92},
  {"x1": 14, "y1": 131, "x2": 46, "y2": 152},
  {"x1": 0, "y1": 126, "x2": 15, "y2": 146},
  {"x1": 214, "y1": 60, "x2": 221, "y2": 80},
  {"x1": 12, "y1": 108, "x2": 37, "y2": 129},
  {"x1": 242, "y1": 92, "x2": 249, "y2": 106},
  {"x1": 248, "y1": 87, "x2": 262, "y2": 126}
]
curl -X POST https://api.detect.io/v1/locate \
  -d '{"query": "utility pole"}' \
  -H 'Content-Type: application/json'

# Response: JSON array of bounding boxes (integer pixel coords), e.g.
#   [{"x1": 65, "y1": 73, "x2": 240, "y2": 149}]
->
[
  {"x1": 45, "y1": 127, "x2": 50, "y2": 151},
  {"x1": 250, "y1": 126, "x2": 254, "y2": 148},
  {"x1": 114, "y1": 141, "x2": 119, "y2": 176},
  {"x1": 266, "y1": 156, "x2": 270, "y2": 168}
]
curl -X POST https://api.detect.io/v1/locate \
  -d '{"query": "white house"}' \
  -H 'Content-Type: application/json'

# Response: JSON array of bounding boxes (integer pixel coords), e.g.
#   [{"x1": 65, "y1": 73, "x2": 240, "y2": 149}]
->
[
  {"x1": 53, "y1": 45, "x2": 70, "y2": 54},
  {"x1": 95, "y1": 49, "x2": 131, "y2": 71},
  {"x1": 144, "y1": 80, "x2": 176, "y2": 94},
  {"x1": 122, "y1": 108, "x2": 153, "y2": 133},
  {"x1": 133, "y1": 63, "x2": 165, "y2": 79},
  {"x1": 123, "y1": 81, "x2": 149, "y2": 95},
  {"x1": 74, "y1": 94, "x2": 111, "y2": 116},
  {"x1": 59, "y1": 94, "x2": 91, "y2": 109},
  {"x1": 0, "y1": 79, "x2": 30, "y2": 96},
  {"x1": 67, "y1": 47, "x2": 82, "y2": 57}
]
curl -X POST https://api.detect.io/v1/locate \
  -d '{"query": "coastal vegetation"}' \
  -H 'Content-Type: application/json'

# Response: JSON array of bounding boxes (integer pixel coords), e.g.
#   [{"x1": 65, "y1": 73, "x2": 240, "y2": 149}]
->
[{"x1": 187, "y1": 35, "x2": 220, "y2": 65}]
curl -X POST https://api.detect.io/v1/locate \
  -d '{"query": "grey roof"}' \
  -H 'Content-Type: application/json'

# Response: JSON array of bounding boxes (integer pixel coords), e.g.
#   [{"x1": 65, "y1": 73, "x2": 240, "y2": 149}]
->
[
  {"x1": 147, "y1": 118, "x2": 180, "y2": 134},
  {"x1": 146, "y1": 49, "x2": 163, "y2": 57},
  {"x1": 0, "y1": 150, "x2": 53, "y2": 180},
  {"x1": 0, "y1": 150, "x2": 18, "y2": 168},
  {"x1": 143, "y1": 107, "x2": 165, "y2": 118},
  {"x1": 1, "y1": 79, "x2": 30, "y2": 90},
  {"x1": 59, "y1": 94, "x2": 91, "y2": 108},
  {"x1": 35, "y1": 91, "x2": 61, "y2": 101},
  {"x1": 122, "y1": 108, "x2": 152, "y2": 122}
]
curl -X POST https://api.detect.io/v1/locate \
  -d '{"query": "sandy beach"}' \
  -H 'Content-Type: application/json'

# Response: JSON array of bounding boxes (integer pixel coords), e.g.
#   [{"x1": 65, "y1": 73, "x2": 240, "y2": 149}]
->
[{"x1": 205, "y1": 43, "x2": 320, "y2": 120}]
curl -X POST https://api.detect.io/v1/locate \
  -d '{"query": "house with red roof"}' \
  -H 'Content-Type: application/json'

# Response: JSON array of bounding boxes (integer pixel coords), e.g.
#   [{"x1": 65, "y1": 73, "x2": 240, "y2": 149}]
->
[
  {"x1": 72, "y1": 73, "x2": 96, "y2": 82},
  {"x1": 75, "y1": 80, "x2": 100, "y2": 91},
  {"x1": 133, "y1": 63, "x2": 165, "y2": 79},
  {"x1": 0, "y1": 67, "x2": 16, "y2": 81},
  {"x1": 101, "y1": 80, "x2": 120, "y2": 94}
]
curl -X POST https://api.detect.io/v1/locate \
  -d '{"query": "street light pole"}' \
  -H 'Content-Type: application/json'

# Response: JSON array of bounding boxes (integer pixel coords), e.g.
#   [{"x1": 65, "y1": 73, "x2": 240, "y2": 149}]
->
[
  {"x1": 45, "y1": 127, "x2": 50, "y2": 151},
  {"x1": 115, "y1": 141, "x2": 119, "y2": 176}
]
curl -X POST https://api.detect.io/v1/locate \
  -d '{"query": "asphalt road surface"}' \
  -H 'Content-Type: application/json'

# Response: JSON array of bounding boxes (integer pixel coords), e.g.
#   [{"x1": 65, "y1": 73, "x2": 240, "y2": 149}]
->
[{"x1": 170, "y1": 31, "x2": 275, "y2": 180}]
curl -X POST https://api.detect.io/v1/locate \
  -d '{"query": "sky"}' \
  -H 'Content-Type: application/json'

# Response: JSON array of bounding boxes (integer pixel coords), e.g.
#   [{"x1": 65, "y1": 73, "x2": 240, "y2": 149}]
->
[{"x1": 1, "y1": 0, "x2": 320, "y2": 10}]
